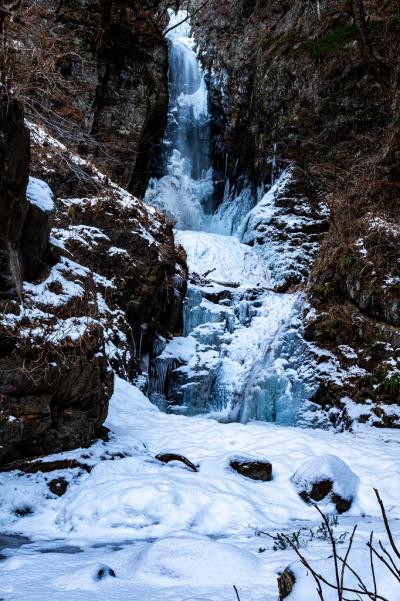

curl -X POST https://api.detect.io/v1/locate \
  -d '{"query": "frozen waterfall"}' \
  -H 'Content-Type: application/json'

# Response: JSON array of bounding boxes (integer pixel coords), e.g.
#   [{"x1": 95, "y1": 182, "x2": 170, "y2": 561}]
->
[
  {"x1": 145, "y1": 11, "x2": 213, "y2": 230},
  {"x1": 145, "y1": 12, "x2": 317, "y2": 426}
]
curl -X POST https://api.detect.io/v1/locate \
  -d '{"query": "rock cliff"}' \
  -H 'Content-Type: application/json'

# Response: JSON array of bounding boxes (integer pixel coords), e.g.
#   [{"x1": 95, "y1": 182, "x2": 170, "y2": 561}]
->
[
  {"x1": 0, "y1": 1, "x2": 186, "y2": 464},
  {"x1": 6, "y1": 0, "x2": 170, "y2": 196}
]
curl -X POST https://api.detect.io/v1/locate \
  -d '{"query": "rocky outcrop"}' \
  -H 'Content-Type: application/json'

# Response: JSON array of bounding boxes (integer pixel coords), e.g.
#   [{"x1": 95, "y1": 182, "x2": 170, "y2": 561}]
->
[
  {"x1": 0, "y1": 0, "x2": 189, "y2": 464},
  {"x1": 0, "y1": 114, "x2": 187, "y2": 465},
  {"x1": 0, "y1": 97, "x2": 30, "y2": 298},
  {"x1": 6, "y1": 0, "x2": 171, "y2": 196},
  {"x1": 0, "y1": 315, "x2": 112, "y2": 464},
  {"x1": 0, "y1": 87, "x2": 115, "y2": 464}
]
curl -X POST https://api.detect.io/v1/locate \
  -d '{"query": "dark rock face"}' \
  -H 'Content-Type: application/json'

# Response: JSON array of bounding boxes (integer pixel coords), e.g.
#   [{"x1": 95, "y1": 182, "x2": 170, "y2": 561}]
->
[
  {"x1": 229, "y1": 456, "x2": 272, "y2": 481},
  {"x1": 7, "y1": 0, "x2": 170, "y2": 197},
  {"x1": 0, "y1": 1, "x2": 187, "y2": 464},
  {"x1": 0, "y1": 315, "x2": 113, "y2": 464},
  {"x1": 22, "y1": 179, "x2": 55, "y2": 282},
  {"x1": 0, "y1": 98, "x2": 114, "y2": 464},
  {"x1": 0, "y1": 101, "x2": 55, "y2": 293},
  {"x1": 0, "y1": 98, "x2": 30, "y2": 298}
]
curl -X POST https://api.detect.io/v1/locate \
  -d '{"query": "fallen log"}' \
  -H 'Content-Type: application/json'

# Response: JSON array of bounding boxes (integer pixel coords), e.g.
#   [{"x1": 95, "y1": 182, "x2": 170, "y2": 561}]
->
[{"x1": 155, "y1": 453, "x2": 198, "y2": 472}]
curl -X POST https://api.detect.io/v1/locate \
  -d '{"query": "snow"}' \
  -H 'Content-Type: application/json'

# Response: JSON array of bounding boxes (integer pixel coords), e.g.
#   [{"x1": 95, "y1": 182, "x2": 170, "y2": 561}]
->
[
  {"x1": 175, "y1": 230, "x2": 271, "y2": 286},
  {"x1": 235, "y1": 170, "x2": 328, "y2": 288},
  {"x1": 26, "y1": 176, "x2": 54, "y2": 212},
  {"x1": 134, "y1": 536, "x2": 261, "y2": 585},
  {"x1": 0, "y1": 376, "x2": 399, "y2": 600},
  {"x1": 291, "y1": 454, "x2": 359, "y2": 505},
  {"x1": 159, "y1": 335, "x2": 197, "y2": 363}
]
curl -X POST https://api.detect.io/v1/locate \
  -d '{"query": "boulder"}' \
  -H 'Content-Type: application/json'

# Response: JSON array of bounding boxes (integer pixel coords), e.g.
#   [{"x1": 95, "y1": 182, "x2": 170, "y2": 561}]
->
[
  {"x1": 229, "y1": 455, "x2": 272, "y2": 481},
  {"x1": 278, "y1": 568, "x2": 296, "y2": 600},
  {"x1": 22, "y1": 177, "x2": 55, "y2": 281},
  {"x1": 291, "y1": 454, "x2": 359, "y2": 514},
  {"x1": 48, "y1": 477, "x2": 68, "y2": 497}
]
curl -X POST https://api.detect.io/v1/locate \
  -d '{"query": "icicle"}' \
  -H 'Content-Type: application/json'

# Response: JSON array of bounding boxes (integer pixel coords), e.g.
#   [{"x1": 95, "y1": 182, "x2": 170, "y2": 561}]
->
[{"x1": 271, "y1": 142, "x2": 277, "y2": 185}]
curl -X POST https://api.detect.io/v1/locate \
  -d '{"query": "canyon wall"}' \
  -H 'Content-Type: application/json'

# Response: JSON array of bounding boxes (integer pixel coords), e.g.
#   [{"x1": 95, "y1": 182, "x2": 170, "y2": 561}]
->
[
  {"x1": 0, "y1": 1, "x2": 186, "y2": 464},
  {"x1": 6, "y1": 0, "x2": 171, "y2": 197}
]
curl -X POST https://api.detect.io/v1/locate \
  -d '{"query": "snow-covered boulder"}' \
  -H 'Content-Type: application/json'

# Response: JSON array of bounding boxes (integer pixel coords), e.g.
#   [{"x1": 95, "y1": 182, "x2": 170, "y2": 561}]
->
[
  {"x1": 229, "y1": 455, "x2": 272, "y2": 481},
  {"x1": 291, "y1": 454, "x2": 359, "y2": 513},
  {"x1": 23, "y1": 177, "x2": 55, "y2": 281}
]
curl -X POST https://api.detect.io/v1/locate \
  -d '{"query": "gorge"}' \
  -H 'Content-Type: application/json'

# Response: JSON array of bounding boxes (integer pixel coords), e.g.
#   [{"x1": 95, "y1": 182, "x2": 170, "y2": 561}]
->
[{"x1": 0, "y1": 1, "x2": 399, "y2": 600}]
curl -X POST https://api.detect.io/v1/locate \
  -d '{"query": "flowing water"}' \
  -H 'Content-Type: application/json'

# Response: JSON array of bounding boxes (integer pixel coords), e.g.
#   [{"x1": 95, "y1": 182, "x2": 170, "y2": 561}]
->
[
  {"x1": 145, "y1": 12, "x2": 213, "y2": 230},
  {"x1": 145, "y1": 12, "x2": 317, "y2": 425}
]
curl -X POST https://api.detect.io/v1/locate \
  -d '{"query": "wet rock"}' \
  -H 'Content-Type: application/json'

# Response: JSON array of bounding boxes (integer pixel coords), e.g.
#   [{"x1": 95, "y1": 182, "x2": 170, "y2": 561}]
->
[
  {"x1": 229, "y1": 455, "x2": 272, "y2": 481},
  {"x1": 278, "y1": 568, "x2": 296, "y2": 600},
  {"x1": 291, "y1": 454, "x2": 358, "y2": 514},
  {"x1": 95, "y1": 565, "x2": 116, "y2": 581},
  {"x1": 48, "y1": 477, "x2": 68, "y2": 497}
]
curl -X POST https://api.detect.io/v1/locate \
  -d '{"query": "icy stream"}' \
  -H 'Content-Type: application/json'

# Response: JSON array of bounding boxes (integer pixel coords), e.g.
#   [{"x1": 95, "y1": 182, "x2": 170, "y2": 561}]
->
[{"x1": 145, "y1": 12, "x2": 316, "y2": 424}]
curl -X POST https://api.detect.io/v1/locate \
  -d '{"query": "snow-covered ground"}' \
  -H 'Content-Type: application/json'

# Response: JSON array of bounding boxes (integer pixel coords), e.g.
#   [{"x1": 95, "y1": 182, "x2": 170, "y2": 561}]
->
[
  {"x1": 0, "y1": 376, "x2": 399, "y2": 600},
  {"x1": 175, "y1": 230, "x2": 270, "y2": 287}
]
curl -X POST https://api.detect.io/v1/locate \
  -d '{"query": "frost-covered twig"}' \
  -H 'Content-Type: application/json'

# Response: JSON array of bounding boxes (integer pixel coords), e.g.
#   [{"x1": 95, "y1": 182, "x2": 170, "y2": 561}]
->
[{"x1": 281, "y1": 497, "x2": 399, "y2": 601}]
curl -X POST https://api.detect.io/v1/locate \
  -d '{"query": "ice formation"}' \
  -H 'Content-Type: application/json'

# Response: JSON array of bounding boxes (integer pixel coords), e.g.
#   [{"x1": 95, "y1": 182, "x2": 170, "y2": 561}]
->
[
  {"x1": 145, "y1": 10, "x2": 213, "y2": 230},
  {"x1": 145, "y1": 12, "x2": 320, "y2": 424}
]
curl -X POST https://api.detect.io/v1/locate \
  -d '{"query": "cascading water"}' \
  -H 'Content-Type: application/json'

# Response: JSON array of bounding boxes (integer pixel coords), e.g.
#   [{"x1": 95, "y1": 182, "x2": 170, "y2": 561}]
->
[
  {"x1": 146, "y1": 12, "x2": 318, "y2": 426},
  {"x1": 145, "y1": 11, "x2": 214, "y2": 230}
]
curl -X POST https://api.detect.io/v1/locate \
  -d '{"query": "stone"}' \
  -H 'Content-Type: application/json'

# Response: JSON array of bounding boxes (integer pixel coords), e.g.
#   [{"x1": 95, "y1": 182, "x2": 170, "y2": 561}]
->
[
  {"x1": 229, "y1": 455, "x2": 272, "y2": 481},
  {"x1": 95, "y1": 565, "x2": 116, "y2": 581},
  {"x1": 48, "y1": 477, "x2": 68, "y2": 497},
  {"x1": 278, "y1": 568, "x2": 296, "y2": 600},
  {"x1": 291, "y1": 454, "x2": 358, "y2": 514}
]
